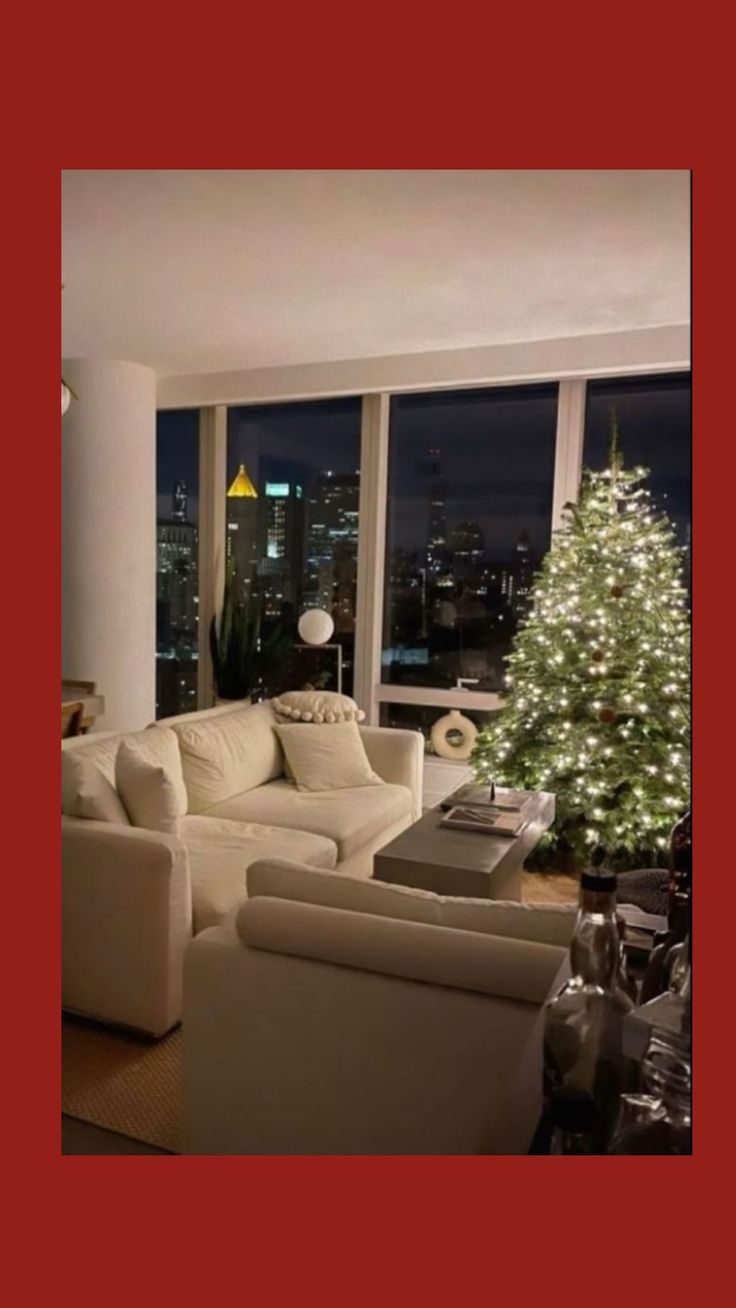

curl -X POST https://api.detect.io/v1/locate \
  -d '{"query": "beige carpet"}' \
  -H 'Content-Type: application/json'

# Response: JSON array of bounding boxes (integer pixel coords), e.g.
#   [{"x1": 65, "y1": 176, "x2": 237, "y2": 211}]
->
[
  {"x1": 522, "y1": 870, "x2": 578, "y2": 904},
  {"x1": 61, "y1": 873, "x2": 577, "y2": 1154},
  {"x1": 62, "y1": 1018, "x2": 182, "y2": 1154}
]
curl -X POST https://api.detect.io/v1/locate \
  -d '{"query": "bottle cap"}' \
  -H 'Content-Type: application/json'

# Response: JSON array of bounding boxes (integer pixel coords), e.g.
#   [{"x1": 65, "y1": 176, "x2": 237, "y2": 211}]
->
[{"x1": 580, "y1": 868, "x2": 617, "y2": 892}]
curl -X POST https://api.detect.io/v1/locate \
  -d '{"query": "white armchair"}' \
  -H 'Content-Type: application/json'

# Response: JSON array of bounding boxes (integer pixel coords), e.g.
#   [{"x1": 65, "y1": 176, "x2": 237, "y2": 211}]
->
[{"x1": 182, "y1": 860, "x2": 574, "y2": 1155}]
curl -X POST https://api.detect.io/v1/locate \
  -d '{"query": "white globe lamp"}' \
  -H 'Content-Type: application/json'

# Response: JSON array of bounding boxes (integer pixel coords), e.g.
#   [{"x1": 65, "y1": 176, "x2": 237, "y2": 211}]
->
[{"x1": 298, "y1": 609, "x2": 334, "y2": 646}]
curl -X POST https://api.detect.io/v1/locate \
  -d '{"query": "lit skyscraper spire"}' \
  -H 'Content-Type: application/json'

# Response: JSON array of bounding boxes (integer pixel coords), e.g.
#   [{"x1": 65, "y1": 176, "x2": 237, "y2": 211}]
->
[{"x1": 226, "y1": 462, "x2": 260, "y2": 599}]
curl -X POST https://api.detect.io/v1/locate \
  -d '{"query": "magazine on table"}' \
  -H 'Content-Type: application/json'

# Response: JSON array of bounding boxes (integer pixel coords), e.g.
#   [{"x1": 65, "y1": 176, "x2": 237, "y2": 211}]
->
[
  {"x1": 440, "y1": 783, "x2": 530, "y2": 813},
  {"x1": 439, "y1": 806, "x2": 526, "y2": 837}
]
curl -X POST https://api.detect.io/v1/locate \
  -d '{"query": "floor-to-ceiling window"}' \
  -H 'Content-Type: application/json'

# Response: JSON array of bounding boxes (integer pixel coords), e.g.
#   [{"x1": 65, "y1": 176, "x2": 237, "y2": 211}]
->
[
  {"x1": 154, "y1": 370, "x2": 690, "y2": 729},
  {"x1": 380, "y1": 384, "x2": 558, "y2": 741},
  {"x1": 156, "y1": 410, "x2": 199, "y2": 718},
  {"x1": 225, "y1": 398, "x2": 362, "y2": 697}
]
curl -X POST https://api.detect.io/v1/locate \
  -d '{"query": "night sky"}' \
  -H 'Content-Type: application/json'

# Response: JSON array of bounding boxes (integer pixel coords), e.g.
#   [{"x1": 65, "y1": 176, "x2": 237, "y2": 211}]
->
[
  {"x1": 227, "y1": 398, "x2": 361, "y2": 494},
  {"x1": 156, "y1": 409, "x2": 200, "y2": 522},
  {"x1": 584, "y1": 374, "x2": 691, "y2": 544},
  {"x1": 157, "y1": 375, "x2": 691, "y2": 554},
  {"x1": 387, "y1": 384, "x2": 558, "y2": 557}
]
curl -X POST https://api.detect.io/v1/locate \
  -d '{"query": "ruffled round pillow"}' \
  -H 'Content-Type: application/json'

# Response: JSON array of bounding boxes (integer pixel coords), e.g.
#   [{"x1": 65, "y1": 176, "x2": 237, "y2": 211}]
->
[{"x1": 272, "y1": 690, "x2": 365, "y2": 724}]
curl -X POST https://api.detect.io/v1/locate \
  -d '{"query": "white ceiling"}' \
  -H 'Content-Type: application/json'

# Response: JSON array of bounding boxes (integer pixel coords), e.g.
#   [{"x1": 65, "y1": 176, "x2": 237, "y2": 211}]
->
[{"x1": 62, "y1": 170, "x2": 690, "y2": 378}]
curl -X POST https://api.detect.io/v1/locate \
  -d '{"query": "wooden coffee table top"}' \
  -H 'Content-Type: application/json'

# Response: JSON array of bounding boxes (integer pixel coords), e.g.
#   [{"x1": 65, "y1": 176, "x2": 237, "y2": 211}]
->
[{"x1": 374, "y1": 790, "x2": 556, "y2": 900}]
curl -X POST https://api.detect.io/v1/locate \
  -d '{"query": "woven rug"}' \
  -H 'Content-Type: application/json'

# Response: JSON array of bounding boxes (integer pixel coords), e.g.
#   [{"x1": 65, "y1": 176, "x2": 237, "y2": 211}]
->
[{"x1": 62, "y1": 1018, "x2": 182, "y2": 1153}]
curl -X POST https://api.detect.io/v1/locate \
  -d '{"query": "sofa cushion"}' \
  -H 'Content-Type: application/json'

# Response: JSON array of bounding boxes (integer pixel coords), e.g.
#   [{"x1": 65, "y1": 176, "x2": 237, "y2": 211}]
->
[
  {"x1": 246, "y1": 859, "x2": 577, "y2": 949},
  {"x1": 156, "y1": 699, "x2": 252, "y2": 729},
  {"x1": 276, "y1": 721, "x2": 382, "y2": 793},
  {"x1": 171, "y1": 701, "x2": 283, "y2": 813},
  {"x1": 61, "y1": 726, "x2": 187, "y2": 813},
  {"x1": 201, "y1": 779, "x2": 414, "y2": 862},
  {"x1": 180, "y1": 815, "x2": 338, "y2": 932},
  {"x1": 61, "y1": 749, "x2": 131, "y2": 824},
  {"x1": 116, "y1": 735, "x2": 186, "y2": 835},
  {"x1": 62, "y1": 730, "x2": 128, "y2": 798}
]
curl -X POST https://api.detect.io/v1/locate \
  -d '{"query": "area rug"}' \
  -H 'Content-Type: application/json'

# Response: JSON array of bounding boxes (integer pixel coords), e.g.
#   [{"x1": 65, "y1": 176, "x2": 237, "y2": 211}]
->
[
  {"x1": 62, "y1": 1018, "x2": 182, "y2": 1154},
  {"x1": 521, "y1": 870, "x2": 578, "y2": 904}
]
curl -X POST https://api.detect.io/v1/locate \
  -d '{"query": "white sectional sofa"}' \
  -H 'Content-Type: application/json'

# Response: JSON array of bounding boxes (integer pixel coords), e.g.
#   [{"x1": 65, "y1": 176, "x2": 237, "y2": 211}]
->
[
  {"x1": 183, "y1": 859, "x2": 576, "y2": 1155},
  {"x1": 62, "y1": 699, "x2": 423, "y2": 1036}
]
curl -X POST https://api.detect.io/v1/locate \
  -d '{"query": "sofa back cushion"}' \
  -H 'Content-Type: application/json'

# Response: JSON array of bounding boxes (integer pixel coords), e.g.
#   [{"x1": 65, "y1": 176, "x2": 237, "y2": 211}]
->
[
  {"x1": 62, "y1": 731, "x2": 126, "y2": 803},
  {"x1": 246, "y1": 859, "x2": 577, "y2": 949},
  {"x1": 61, "y1": 749, "x2": 131, "y2": 824},
  {"x1": 171, "y1": 701, "x2": 283, "y2": 813},
  {"x1": 61, "y1": 726, "x2": 187, "y2": 815},
  {"x1": 155, "y1": 699, "x2": 252, "y2": 730}
]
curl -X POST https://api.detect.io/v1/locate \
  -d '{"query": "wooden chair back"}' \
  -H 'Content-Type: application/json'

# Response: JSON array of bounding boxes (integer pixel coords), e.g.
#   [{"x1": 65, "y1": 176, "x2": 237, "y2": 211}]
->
[
  {"x1": 62, "y1": 679, "x2": 98, "y2": 733},
  {"x1": 62, "y1": 702, "x2": 85, "y2": 739}
]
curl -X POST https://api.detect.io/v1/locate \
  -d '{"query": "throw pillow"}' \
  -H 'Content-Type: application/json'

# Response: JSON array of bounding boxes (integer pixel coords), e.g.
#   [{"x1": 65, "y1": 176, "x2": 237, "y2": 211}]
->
[
  {"x1": 276, "y1": 720, "x2": 381, "y2": 792},
  {"x1": 61, "y1": 750, "x2": 131, "y2": 824},
  {"x1": 115, "y1": 738, "x2": 185, "y2": 835},
  {"x1": 272, "y1": 690, "x2": 365, "y2": 723}
]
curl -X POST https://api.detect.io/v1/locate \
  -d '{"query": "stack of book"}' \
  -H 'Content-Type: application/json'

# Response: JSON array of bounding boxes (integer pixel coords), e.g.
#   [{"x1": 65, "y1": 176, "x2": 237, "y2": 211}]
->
[{"x1": 439, "y1": 806, "x2": 527, "y2": 836}]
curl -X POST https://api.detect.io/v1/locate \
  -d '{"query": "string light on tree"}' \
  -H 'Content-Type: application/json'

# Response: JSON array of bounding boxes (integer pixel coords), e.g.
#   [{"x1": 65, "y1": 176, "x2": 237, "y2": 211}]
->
[{"x1": 471, "y1": 411, "x2": 691, "y2": 869}]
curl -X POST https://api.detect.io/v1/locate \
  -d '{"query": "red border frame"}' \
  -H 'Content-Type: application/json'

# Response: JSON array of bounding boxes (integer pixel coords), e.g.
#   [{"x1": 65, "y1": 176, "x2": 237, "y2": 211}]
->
[{"x1": 2, "y1": 14, "x2": 722, "y2": 1294}]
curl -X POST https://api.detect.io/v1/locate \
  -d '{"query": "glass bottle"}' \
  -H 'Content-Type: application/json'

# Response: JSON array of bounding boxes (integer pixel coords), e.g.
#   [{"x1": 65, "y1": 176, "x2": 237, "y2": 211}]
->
[
  {"x1": 544, "y1": 868, "x2": 635, "y2": 1154},
  {"x1": 640, "y1": 810, "x2": 692, "y2": 1003},
  {"x1": 609, "y1": 1027, "x2": 692, "y2": 1154}
]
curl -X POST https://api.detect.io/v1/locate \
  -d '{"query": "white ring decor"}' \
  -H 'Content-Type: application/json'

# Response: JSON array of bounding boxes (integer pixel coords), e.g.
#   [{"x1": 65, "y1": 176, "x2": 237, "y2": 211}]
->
[
  {"x1": 430, "y1": 709, "x2": 478, "y2": 761},
  {"x1": 298, "y1": 608, "x2": 334, "y2": 646}
]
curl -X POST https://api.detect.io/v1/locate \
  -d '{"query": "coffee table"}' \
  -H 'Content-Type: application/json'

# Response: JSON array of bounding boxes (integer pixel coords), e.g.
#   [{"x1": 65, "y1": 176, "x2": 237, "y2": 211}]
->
[{"x1": 373, "y1": 790, "x2": 555, "y2": 901}]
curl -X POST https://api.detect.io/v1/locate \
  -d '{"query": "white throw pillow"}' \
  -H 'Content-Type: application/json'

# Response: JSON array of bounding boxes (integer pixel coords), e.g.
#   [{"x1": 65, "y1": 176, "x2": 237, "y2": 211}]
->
[
  {"x1": 272, "y1": 690, "x2": 365, "y2": 723},
  {"x1": 115, "y1": 734, "x2": 186, "y2": 834},
  {"x1": 276, "y1": 721, "x2": 381, "y2": 793},
  {"x1": 61, "y1": 750, "x2": 130, "y2": 824}
]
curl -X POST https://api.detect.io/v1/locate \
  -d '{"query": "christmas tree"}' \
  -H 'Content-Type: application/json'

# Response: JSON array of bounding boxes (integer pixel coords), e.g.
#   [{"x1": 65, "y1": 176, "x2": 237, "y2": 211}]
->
[{"x1": 472, "y1": 417, "x2": 691, "y2": 869}]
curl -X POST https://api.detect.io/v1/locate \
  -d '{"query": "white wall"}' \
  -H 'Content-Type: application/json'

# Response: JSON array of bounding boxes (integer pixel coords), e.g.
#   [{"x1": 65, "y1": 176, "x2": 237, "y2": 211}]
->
[{"x1": 62, "y1": 359, "x2": 157, "y2": 731}]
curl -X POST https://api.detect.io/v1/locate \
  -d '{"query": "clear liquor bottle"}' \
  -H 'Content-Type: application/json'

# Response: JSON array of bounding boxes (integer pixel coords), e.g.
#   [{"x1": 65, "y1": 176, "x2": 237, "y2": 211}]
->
[
  {"x1": 608, "y1": 1026, "x2": 692, "y2": 1154},
  {"x1": 640, "y1": 810, "x2": 691, "y2": 1003},
  {"x1": 544, "y1": 868, "x2": 635, "y2": 1154}
]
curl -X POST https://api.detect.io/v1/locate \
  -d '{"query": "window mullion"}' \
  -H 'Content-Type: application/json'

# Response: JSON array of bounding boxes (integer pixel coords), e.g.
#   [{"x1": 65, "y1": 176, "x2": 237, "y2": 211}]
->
[
  {"x1": 551, "y1": 379, "x2": 586, "y2": 532},
  {"x1": 197, "y1": 405, "x2": 227, "y2": 708},
  {"x1": 354, "y1": 393, "x2": 390, "y2": 724}
]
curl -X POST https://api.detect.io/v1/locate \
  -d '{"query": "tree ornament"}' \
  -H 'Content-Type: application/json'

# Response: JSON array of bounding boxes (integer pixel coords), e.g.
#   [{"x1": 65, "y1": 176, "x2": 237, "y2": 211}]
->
[
  {"x1": 598, "y1": 707, "x2": 617, "y2": 724},
  {"x1": 610, "y1": 584, "x2": 624, "y2": 598},
  {"x1": 592, "y1": 649, "x2": 605, "y2": 662}
]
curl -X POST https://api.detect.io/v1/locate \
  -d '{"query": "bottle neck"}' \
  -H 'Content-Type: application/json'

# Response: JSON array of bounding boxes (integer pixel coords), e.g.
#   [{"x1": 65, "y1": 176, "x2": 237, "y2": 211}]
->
[{"x1": 570, "y1": 888, "x2": 620, "y2": 988}]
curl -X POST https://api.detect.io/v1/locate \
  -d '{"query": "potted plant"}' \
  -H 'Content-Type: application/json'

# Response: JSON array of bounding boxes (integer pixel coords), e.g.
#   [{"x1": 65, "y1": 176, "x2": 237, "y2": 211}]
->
[{"x1": 210, "y1": 562, "x2": 296, "y2": 703}]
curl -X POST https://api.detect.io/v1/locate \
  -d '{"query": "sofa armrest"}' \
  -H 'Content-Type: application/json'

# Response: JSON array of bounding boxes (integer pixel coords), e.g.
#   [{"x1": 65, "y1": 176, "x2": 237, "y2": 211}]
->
[
  {"x1": 62, "y1": 817, "x2": 192, "y2": 1036},
  {"x1": 358, "y1": 726, "x2": 423, "y2": 818}
]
